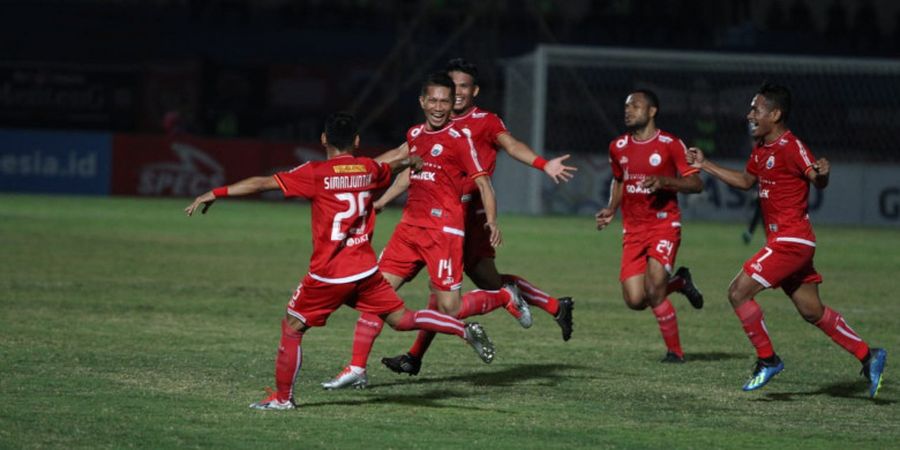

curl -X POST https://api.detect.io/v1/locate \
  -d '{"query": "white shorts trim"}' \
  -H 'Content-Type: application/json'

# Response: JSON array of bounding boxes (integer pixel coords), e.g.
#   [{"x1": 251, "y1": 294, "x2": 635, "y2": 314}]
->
[
  {"x1": 442, "y1": 226, "x2": 465, "y2": 237},
  {"x1": 308, "y1": 266, "x2": 379, "y2": 284},
  {"x1": 750, "y1": 272, "x2": 771, "y2": 288},
  {"x1": 775, "y1": 237, "x2": 816, "y2": 247}
]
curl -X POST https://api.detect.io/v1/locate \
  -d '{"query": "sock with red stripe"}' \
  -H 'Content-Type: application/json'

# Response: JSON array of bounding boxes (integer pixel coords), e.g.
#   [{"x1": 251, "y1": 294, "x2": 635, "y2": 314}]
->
[
  {"x1": 652, "y1": 298, "x2": 683, "y2": 357},
  {"x1": 457, "y1": 289, "x2": 511, "y2": 319},
  {"x1": 501, "y1": 273, "x2": 560, "y2": 316},
  {"x1": 815, "y1": 307, "x2": 870, "y2": 361},
  {"x1": 275, "y1": 319, "x2": 304, "y2": 402},
  {"x1": 350, "y1": 313, "x2": 383, "y2": 369},
  {"x1": 735, "y1": 299, "x2": 775, "y2": 359}
]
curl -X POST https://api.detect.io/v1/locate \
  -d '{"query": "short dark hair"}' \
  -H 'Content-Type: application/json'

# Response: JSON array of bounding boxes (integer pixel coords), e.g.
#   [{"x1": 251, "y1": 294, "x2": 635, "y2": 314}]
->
[
  {"x1": 445, "y1": 57, "x2": 479, "y2": 85},
  {"x1": 631, "y1": 89, "x2": 660, "y2": 112},
  {"x1": 757, "y1": 82, "x2": 791, "y2": 123},
  {"x1": 324, "y1": 112, "x2": 358, "y2": 151},
  {"x1": 420, "y1": 71, "x2": 456, "y2": 98}
]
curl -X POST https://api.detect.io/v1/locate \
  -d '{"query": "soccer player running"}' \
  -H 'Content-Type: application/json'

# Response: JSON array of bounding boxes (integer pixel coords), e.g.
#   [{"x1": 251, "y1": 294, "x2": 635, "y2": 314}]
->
[
  {"x1": 184, "y1": 112, "x2": 495, "y2": 410},
  {"x1": 595, "y1": 89, "x2": 705, "y2": 363},
  {"x1": 376, "y1": 58, "x2": 580, "y2": 376},
  {"x1": 321, "y1": 72, "x2": 514, "y2": 390},
  {"x1": 687, "y1": 82, "x2": 887, "y2": 396}
]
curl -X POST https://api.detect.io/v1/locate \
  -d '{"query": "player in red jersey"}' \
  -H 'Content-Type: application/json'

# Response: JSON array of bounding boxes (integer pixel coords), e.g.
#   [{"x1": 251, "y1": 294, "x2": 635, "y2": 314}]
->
[
  {"x1": 687, "y1": 83, "x2": 886, "y2": 396},
  {"x1": 184, "y1": 112, "x2": 496, "y2": 410},
  {"x1": 595, "y1": 89, "x2": 705, "y2": 363},
  {"x1": 321, "y1": 73, "x2": 516, "y2": 389}
]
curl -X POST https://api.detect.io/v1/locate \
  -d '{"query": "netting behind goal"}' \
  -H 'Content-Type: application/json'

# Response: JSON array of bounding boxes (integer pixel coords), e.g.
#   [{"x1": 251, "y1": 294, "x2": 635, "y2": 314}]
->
[{"x1": 496, "y1": 45, "x2": 900, "y2": 216}]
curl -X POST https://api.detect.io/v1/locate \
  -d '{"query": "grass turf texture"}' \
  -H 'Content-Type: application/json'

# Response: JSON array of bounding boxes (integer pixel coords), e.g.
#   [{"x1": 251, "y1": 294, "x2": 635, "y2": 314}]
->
[{"x1": 1, "y1": 193, "x2": 897, "y2": 448}]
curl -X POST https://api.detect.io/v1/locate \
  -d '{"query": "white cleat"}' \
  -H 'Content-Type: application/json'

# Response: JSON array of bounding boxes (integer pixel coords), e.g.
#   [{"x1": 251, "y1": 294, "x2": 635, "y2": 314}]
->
[
  {"x1": 464, "y1": 322, "x2": 495, "y2": 363},
  {"x1": 249, "y1": 393, "x2": 296, "y2": 411},
  {"x1": 321, "y1": 366, "x2": 369, "y2": 390},
  {"x1": 504, "y1": 284, "x2": 533, "y2": 328}
]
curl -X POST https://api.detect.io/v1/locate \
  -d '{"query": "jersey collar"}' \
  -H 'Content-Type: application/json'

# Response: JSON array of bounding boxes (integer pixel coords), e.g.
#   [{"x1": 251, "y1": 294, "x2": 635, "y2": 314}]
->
[
  {"x1": 630, "y1": 129, "x2": 660, "y2": 144},
  {"x1": 762, "y1": 130, "x2": 791, "y2": 148}
]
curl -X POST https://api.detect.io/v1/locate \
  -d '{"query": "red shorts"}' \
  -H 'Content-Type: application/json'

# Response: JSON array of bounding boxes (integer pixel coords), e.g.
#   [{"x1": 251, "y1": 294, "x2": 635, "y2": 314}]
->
[
  {"x1": 743, "y1": 239, "x2": 822, "y2": 293},
  {"x1": 378, "y1": 222, "x2": 464, "y2": 291},
  {"x1": 619, "y1": 225, "x2": 682, "y2": 281},
  {"x1": 286, "y1": 271, "x2": 405, "y2": 327},
  {"x1": 463, "y1": 199, "x2": 494, "y2": 269}
]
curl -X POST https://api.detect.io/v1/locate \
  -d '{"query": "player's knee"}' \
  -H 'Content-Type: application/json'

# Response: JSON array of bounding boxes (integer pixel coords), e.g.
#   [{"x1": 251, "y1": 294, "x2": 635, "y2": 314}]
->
[
  {"x1": 623, "y1": 296, "x2": 648, "y2": 310},
  {"x1": 727, "y1": 285, "x2": 747, "y2": 307}
]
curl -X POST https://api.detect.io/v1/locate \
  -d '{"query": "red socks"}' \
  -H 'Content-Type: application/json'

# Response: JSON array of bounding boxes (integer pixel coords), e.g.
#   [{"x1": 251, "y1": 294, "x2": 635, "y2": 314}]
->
[
  {"x1": 274, "y1": 319, "x2": 304, "y2": 402},
  {"x1": 350, "y1": 313, "x2": 383, "y2": 368},
  {"x1": 815, "y1": 307, "x2": 870, "y2": 361},
  {"x1": 652, "y1": 298, "x2": 683, "y2": 358},
  {"x1": 457, "y1": 289, "x2": 511, "y2": 319},
  {"x1": 501, "y1": 274, "x2": 560, "y2": 316},
  {"x1": 735, "y1": 300, "x2": 775, "y2": 359},
  {"x1": 394, "y1": 309, "x2": 466, "y2": 337}
]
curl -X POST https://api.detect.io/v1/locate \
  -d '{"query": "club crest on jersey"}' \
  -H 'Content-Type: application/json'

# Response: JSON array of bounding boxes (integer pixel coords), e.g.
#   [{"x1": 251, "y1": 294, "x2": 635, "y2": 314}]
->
[
  {"x1": 430, "y1": 144, "x2": 443, "y2": 157},
  {"x1": 766, "y1": 155, "x2": 775, "y2": 169},
  {"x1": 616, "y1": 138, "x2": 628, "y2": 148},
  {"x1": 649, "y1": 153, "x2": 662, "y2": 167}
]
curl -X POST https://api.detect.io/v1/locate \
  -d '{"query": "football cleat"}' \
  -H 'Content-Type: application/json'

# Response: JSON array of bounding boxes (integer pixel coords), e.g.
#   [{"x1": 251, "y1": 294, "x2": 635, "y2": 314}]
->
[
  {"x1": 321, "y1": 366, "x2": 368, "y2": 390},
  {"x1": 504, "y1": 284, "x2": 533, "y2": 328},
  {"x1": 861, "y1": 348, "x2": 887, "y2": 399},
  {"x1": 381, "y1": 353, "x2": 422, "y2": 376},
  {"x1": 661, "y1": 351, "x2": 685, "y2": 363},
  {"x1": 249, "y1": 391, "x2": 295, "y2": 410},
  {"x1": 464, "y1": 322, "x2": 495, "y2": 363},
  {"x1": 674, "y1": 266, "x2": 704, "y2": 309},
  {"x1": 555, "y1": 297, "x2": 574, "y2": 341},
  {"x1": 742, "y1": 356, "x2": 784, "y2": 391}
]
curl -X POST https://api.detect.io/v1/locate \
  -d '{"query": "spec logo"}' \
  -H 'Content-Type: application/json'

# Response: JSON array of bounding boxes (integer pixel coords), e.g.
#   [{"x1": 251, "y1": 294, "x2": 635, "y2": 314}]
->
[
  {"x1": 649, "y1": 153, "x2": 662, "y2": 167},
  {"x1": 431, "y1": 144, "x2": 443, "y2": 157},
  {"x1": 616, "y1": 138, "x2": 628, "y2": 148},
  {"x1": 411, "y1": 127, "x2": 422, "y2": 138},
  {"x1": 619, "y1": 156, "x2": 628, "y2": 164},
  {"x1": 766, "y1": 155, "x2": 775, "y2": 169}
]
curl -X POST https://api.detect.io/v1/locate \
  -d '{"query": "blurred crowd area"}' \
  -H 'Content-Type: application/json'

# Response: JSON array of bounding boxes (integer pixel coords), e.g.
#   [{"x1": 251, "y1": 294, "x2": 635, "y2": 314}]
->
[{"x1": 2, "y1": 0, "x2": 899, "y2": 155}]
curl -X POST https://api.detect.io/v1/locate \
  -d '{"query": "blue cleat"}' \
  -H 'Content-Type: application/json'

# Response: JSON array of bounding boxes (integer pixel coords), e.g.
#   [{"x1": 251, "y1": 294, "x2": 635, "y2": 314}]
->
[
  {"x1": 742, "y1": 356, "x2": 784, "y2": 391},
  {"x1": 862, "y1": 348, "x2": 887, "y2": 398}
]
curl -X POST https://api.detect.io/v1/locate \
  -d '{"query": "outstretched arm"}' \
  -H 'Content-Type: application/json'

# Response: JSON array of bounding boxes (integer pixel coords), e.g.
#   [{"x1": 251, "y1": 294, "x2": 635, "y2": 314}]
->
[
  {"x1": 596, "y1": 178, "x2": 623, "y2": 231},
  {"x1": 184, "y1": 176, "x2": 280, "y2": 216},
  {"x1": 373, "y1": 168, "x2": 411, "y2": 212},
  {"x1": 687, "y1": 147, "x2": 756, "y2": 191},
  {"x1": 642, "y1": 173, "x2": 703, "y2": 194},
  {"x1": 496, "y1": 132, "x2": 577, "y2": 184},
  {"x1": 375, "y1": 142, "x2": 410, "y2": 164},
  {"x1": 473, "y1": 175, "x2": 502, "y2": 247}
]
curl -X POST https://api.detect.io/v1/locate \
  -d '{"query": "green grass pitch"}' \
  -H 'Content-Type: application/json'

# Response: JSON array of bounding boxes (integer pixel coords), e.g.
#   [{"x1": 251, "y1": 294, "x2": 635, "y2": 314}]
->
[{"x1": 1, "y1": 193, "x2": 897, "y2": 448}]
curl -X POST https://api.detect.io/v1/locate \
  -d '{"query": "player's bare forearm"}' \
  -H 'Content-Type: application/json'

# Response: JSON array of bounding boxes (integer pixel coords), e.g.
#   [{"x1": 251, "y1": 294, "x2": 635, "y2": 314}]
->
[
  {"x1": 595, "y1": 179, "x2": 621, "y2": 231},
  {"x1": 700, "y1": 160, "x2": 756, "y2": 191},
  {"x1": 374, "y1": 169, "x2": 410, "y2": 210},
  {"x1": 497, "y1": 133, "x2": 576, "y2": 183},
  {"x1": 474, "y1": 175, "x2": 502, "y2": 247},
  {"x1": 809, "y1": 157, "x2": 830, "y2": 189},
  {"x1": 498, "y1": 132, "x2": 539, "y2": 165},
  {"x1": 184, "y1": 176, "x2": 279, "y2": 216},
  {"x1": 388, "y1": 155, "x2": 423, "y2": 174},
  {"x1": 374, "y1": 142, "x2": 409, "y2": 164},
  {"x1": 644, "y1": 174, "x2": 703, "y2": 193}
]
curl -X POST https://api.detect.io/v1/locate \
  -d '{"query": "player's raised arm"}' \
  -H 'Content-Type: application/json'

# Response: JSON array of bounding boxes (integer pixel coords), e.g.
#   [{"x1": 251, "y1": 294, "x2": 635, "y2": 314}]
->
[
  {"x1": 496, "y1": 132, "x2": 577, "y2": 184},
  {"x1": 184, "y1": 176, "x2": 280, "y2": 216},
  {"x1": 374, "y1": 142, "x2": 410, "y2": 164},
  {"x1": 687, "y1": 147, "x2": 756, "y2": 191}
]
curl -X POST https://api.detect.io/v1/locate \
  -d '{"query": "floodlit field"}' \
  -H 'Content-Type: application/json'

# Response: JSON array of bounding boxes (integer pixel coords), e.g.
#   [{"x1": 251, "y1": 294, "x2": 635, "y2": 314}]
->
[{"x1": 1, "y1": 194, "x2": 897, "y2": 448}]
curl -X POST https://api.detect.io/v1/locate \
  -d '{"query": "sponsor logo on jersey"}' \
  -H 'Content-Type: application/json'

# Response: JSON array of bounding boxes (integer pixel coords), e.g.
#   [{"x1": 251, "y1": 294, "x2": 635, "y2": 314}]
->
[
  {"x1": 332, "y1": 164, "x2": 367, "y2": 174},
  {"x1": 616, "y1": 137, "x2": 628, "y2": 148},
  {"x1": 431, "y1": 144, "x2": 443, "y2": 157},
  {"x1": 779, "y1": 138, "x2": 789, "y2": 146},
  {"x1": 430, "y1": 208, "x2": 443, "y2": 218},
  {"x1": 659, "y1": 135, "x2": 673, "y2": 143},
  {"x1": 461, "y1": 127, "x2": 472, "y2": 137},
  {"x1": 410, "y1": 127, "x2": 423, "y2": 138},
  {"x1": 626, "y1": 184, "x2": 653, "y2": 194},
  {"x1": 649, "y1": 153, "x2": 662, "y2": 167},
  {"x1": 760, "y1": 188, "x2": 770, "y2": 198},
  {"x1": 766, "y1": 155, "x2": 775, "y2": 169},
  {"x1": 448, "y1": 128, "x2": 461, "y2": 138},
  {"x1": 410, "y1": 171, "x2": 436, "y2": 182},
  {"x1": 345, "y1": 234, "x2": 370, "y2": 247},
  {"x1": 472, "y1": 112, "x2": 488, "y2": 118}
]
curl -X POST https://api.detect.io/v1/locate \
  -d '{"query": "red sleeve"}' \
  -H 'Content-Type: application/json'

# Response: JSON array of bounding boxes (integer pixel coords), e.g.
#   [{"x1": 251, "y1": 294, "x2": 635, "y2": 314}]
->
[
  {"x1": 792, "y1": 139, "x2": 817, "y2": 177},
  {"x1": 459, "y1": 135, "x2": 488, "y2": 179},
  {"x1": 745, "y1": 149, "x2": 759, "y2": 177},
  {"x1": 487, "y1": 114, "x2": 509, "y2": 145},
  {"x1": 672, "y1": 138, "x2": 699, "y2": 177},
  {"x1": 371, "y1": 160, "x2": 393, "y2": 189},
  {"x1": 609, "y1": 140, "x2": 623, "y2": 181},
  {"x1": 274, "y1": 162, "x2": 316, "y2": 199}
]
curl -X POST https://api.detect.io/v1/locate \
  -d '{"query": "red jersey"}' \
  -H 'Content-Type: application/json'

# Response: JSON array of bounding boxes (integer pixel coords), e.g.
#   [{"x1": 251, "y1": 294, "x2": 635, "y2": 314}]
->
[
  {"x1": 745, "y1": 130, "x2": 817, "y2": 245},
  {"x1": 402, "y1": 122, "x2": 487, "y2": 236},
  {"x1": 608, "y1": 130, "x2": 698, "y2": 233},
  {"x1": 451, "y1": 106, "x2": 509, "y2": 196},
  {"x1": 274, "y1": 155, "x2": 393, "y2": 283}
]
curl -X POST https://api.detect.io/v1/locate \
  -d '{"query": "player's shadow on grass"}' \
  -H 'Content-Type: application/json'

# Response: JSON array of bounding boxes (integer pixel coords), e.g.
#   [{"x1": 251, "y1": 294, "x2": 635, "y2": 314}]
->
[
  {"x1": 372, "y1": 363, "x2": 586, "y2": 389},
  {"x1": 299, "y1": 388, "x2": 507, "y2": 411},
  {"x1": 686, "y1": 352, "x2": 744, "y2": 362},
  {"x1": 754, "y1": 381, "x2": 895, "y2": 405}
]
